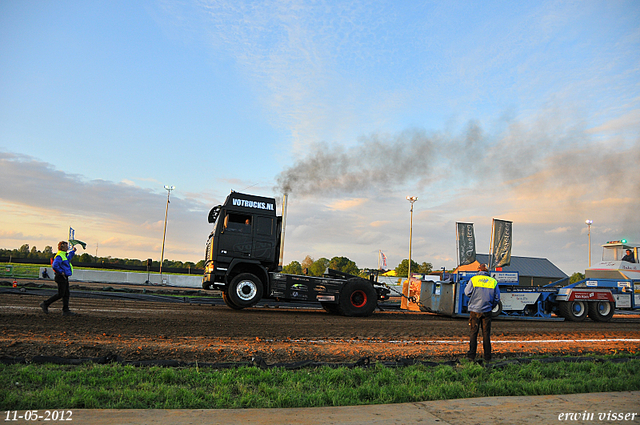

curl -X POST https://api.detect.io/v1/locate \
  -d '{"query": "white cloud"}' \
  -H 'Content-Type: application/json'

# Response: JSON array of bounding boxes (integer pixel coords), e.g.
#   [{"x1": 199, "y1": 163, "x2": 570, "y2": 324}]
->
[
  {"x1": 546, "y1": 227, "x2": 571, "y2": 234},
  {"x1": 0, "y1": 151, "x2": 213, "y2": 262},
  {"x1": 326, "y1": 198, "x2": 367, "y2": 211}
]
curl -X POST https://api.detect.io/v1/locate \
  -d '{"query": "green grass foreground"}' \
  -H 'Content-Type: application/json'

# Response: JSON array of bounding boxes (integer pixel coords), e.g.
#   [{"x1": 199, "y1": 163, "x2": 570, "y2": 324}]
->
[{"x1": 2, "y1": 357, "x2": 639, "y2": 410}]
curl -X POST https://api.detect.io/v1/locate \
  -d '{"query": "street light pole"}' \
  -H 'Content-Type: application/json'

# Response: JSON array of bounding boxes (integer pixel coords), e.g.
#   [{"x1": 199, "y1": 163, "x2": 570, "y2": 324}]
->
[
  {"x1": 160, "y1": 185, "x2": 175, "y2": 280},
  {"x1": 406, "y1": 196, "x2": 418, "y2": 299},
  {"x1": 585, "y1": 219, "x2": 593, "y2": 267}
]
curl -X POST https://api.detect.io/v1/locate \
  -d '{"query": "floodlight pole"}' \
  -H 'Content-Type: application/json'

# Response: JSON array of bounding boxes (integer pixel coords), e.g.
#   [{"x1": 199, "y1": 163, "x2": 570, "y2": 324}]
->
[
  {"x1": 406, "y1": 196, "x2": 418, "y2": 298},
  {"x1": 585, "y1": 219, "x2": 593, "y2": 267},
  {"x1": 160, "y1": 185, "x2": 175, "y2": 281}
]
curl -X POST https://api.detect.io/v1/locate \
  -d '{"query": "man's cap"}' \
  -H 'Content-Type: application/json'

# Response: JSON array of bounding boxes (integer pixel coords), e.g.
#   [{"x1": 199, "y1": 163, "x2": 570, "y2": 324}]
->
[{"x1": 477, "y1": 263, "x2": 488, "y2": 272}]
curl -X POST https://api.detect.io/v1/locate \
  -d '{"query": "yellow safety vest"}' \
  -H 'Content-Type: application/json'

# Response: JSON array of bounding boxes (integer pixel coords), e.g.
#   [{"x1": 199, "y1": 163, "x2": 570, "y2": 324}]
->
[
  {"x1": 55, "y1": 250, "x2": 73, "y2": 273},
  {"x1": 470, "y1": 274, "x2": 497, "y2": 289}
]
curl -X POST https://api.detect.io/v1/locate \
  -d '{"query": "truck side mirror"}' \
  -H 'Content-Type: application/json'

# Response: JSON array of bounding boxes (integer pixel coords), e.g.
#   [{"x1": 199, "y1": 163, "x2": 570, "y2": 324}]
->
[{"x1": 222, "y1": 215, "x2": 229, "y2": 233}]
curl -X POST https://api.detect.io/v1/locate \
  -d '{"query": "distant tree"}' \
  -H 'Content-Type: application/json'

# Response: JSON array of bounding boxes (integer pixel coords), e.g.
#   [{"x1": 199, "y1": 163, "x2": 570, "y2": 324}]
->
[
  {"x1": 329, "y1": 256, "x2": 359, "y2": 275},
  {"x1": 195, "y1": 260, "x2": 205, "y2": 269},
  {"x1": 43, "y1": 246, "x2": 53, "y2": 256},
  {"x1": 301, "y1": 255, "x2": 314, "y2": 272},
  {"x1": 394, "y1": 259, "x2": 421, "y2": 277},
  {"x1": 417, "y1": 262, "x2": 433, "y2": 274},
  {"x1": 569, "y1": 272, "x2": 585, "y2": 284},
  {"x1": 19, "y1": 244, "x2": 29, "y2": 255},
  {"x1": 78, "y1": 253, "x2": 94, "y2": 263},
  {"x1": 282, "y1": 261, "x2": 303, "y2": 275},
  {"x1": 309, "y1": 257, "x2": 330, "y2": 276},
  {"x1": 30, "y1": 246, "x2": 38, "y2": 257}
]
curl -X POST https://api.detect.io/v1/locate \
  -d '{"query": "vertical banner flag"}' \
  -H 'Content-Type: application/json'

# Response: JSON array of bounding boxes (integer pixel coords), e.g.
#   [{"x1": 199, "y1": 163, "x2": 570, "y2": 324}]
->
[
  {"x1": 456, "y1": 222, "x2": 476, "y2": 266},
  {"x1": 69, "y1": 227, "x2": 75, "y2": 242},
  {"x1": 491, "y1": 219, "x2": 513, "y2": 268},
  {"x1": 378, "y1": 250, "x2": 388, "y2": 269}
]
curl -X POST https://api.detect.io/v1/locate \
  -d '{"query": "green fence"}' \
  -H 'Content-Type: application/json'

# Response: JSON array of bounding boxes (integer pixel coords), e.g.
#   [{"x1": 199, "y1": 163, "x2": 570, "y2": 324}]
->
[{"x1": 0, "y1": 263, "x2": 41, "y2": 279}]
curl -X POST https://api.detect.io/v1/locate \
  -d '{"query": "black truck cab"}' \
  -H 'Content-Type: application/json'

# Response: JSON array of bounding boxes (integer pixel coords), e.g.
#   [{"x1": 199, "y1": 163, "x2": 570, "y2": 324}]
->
[{"x1": 203, "y1": 191, "x2": 282, "y2": 293}]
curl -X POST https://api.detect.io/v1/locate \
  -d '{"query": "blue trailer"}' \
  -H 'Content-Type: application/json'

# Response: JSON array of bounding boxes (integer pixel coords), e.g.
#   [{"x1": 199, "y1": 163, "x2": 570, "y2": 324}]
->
[{"x1": 418, "y1": 241, "x2": 639, "y2": 322}]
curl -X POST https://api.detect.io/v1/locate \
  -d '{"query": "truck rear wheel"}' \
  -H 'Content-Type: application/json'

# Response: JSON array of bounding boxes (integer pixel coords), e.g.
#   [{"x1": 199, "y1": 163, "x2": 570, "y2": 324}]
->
[
  {"x1": 228, "y1": 273, "x2": 263, "y2": 308},
  {"x1": 338, "y1": 280, "x2": 377, "y2": 317},
  {"x1": 558, "y1": 300, "x2": 587, "y2": 321},
  {"x1": 587, "y1": 301, "x2": 615, "y2": 322}
]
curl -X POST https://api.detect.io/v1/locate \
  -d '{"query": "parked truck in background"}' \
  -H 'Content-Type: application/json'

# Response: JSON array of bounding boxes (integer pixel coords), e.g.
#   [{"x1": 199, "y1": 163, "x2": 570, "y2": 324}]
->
[{"x1": 201, "y1": 191, "x2": 390, "y2": 316}]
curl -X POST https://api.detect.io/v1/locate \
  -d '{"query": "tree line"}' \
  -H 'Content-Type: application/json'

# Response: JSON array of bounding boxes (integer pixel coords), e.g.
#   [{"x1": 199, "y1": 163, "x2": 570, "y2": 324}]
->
[
  {"x1": 282, "y1": 255, "x2": 433, "y2": 278},
  {"x1": 2, "y1": 244, "x2": 437, "y2": 277},
  {"x1": 0, "y1": 245, "x2": 204, "y2": 270}
]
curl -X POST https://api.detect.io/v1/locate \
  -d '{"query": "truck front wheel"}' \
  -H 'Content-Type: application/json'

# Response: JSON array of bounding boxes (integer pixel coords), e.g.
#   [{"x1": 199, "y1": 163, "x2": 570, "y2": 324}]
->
[
  {"x1": 222, "y1": 291, "x2": 244, "y2": 310},
  {"x1": 558, "y1": 300, "x2": 587, "y2": 321},
  {"x1": 228, "y1": 273, "x2": 263, "y2": 308},
  {"x1": 338, "y1": 280, "x2": 377, "y2": 317},
  {"x1": 587, "y1": 301, "x2": 615, "y2": 322}
]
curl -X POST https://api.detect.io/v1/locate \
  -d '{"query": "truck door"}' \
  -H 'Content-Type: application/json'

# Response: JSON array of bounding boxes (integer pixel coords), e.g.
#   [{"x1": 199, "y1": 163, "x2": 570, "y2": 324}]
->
[
  {"x1": 252, "y1": 216, "x2": 276, "y2": 262},
  {"x1": 219, "y1": 212, "x2": 253, "y2": 258}
]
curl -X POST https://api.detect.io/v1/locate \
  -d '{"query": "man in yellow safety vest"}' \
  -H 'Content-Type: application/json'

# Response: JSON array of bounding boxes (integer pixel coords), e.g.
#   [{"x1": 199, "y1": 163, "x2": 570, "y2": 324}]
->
[
  {"x1": 40, "y1": 240, "x2": 77, "y2": 316},
  {"x1": 464, "y1": 263, "x2": 500, "y2": 362}
]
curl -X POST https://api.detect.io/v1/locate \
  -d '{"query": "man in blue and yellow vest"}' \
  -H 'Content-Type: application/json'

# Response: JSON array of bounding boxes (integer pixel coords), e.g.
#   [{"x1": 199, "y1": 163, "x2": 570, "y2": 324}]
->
[
  {"x1": 464, "y1": 263, "x2": 500, "y2": 362},
  {"x1": 40, "y1": 240, "x2": 77, "y2": 316}
]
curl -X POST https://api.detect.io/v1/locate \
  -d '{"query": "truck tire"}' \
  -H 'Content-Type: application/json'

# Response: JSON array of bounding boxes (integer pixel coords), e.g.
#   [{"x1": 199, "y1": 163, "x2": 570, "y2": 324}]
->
[
  {"x1": 222, "y1": 291, "x2": 244, "y2": 310},
  {"x1": 338, "y1": 280, "x2": 377, "y2": 317},
  {"x1": 558, "y1": 300, "x2": 587, "y2": 321},
  {"x1": 587, "y1": 301, "x2": 615, "y2": 322},
  {"x1": 228, "y1": 273, "x2": 263, "y2": 308},
  {"x1": 491, "y1": 300, "x2": 503, "y2": 317}
]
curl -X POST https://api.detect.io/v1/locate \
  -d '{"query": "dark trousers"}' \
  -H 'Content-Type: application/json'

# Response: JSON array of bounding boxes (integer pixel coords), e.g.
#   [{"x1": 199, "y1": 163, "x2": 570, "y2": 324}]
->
[
  {"x1": 45, "y1": 273, "x2": 70, "y2": 311},
  {"x1": 468, "y1": 311, "x2": 492, "y2": 361}
]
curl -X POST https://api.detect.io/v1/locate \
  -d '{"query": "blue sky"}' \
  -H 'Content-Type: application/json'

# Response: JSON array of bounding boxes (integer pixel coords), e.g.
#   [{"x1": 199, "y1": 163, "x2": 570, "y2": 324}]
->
[{"x1": 1, "y1": 0, "x2": 638, "y2": 275}]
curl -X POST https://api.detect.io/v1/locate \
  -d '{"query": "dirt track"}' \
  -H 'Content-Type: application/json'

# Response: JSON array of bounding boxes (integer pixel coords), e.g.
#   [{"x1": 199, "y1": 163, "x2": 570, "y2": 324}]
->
[{"x1": 2, "y1": 291, "x2": 640, "y2": 364}]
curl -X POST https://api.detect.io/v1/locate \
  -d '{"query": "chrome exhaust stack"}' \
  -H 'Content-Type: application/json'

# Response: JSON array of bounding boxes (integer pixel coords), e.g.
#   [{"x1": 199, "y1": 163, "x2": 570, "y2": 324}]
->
[{"x1": 278, "y1": 193, "x2": 288, "y2": 268}]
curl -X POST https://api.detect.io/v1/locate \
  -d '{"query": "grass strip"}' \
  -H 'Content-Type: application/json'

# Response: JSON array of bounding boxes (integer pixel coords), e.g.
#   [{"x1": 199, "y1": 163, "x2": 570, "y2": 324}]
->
[{"x1": 2, "y1": 356, "x2": 639, "y2": 409}]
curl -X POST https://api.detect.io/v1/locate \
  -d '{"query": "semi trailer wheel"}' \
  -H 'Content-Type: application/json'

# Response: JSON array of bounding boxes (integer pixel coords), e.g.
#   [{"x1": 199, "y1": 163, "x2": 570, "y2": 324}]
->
[
  {"x1": 228, "y1": 273, "x2": 263, "y2": 308},
  {"x1": 222, "y1": 291, "x2": 244, "y2": 310},
  {"x1": 338, "y1": 280, "x2": 378, "y2": 317},
  {"x1": 491, "y1": 300, "x2": 503, "y2": 317},
  {"x1": 558, "y1": 300, "x2": 587, "y2": 321},
  {"x1": 587, "y1": 301, "x2": 615, "y2": 322}
]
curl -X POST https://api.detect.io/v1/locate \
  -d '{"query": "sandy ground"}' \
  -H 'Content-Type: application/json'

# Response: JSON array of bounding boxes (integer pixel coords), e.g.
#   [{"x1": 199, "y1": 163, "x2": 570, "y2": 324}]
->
[{"x1": 2, "y1": 282, "x2": 639, "y2": 364}]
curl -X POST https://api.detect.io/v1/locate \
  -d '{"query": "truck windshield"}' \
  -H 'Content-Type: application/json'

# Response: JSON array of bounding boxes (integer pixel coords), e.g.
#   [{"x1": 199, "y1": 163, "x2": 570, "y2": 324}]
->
[{"x1": 602, "y1": 246, "x2": 625, "y2": 261}]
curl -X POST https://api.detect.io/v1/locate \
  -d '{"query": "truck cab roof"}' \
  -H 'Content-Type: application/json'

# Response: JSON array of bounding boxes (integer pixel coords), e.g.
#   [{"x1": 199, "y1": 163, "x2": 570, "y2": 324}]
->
[{"x1": 208, "y1": 191, "x2": 278, "y2": 223}]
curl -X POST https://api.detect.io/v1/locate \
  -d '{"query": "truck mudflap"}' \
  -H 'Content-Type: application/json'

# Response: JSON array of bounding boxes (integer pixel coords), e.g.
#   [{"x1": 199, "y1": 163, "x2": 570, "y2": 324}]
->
[{"x1": 556, "y1": 288, "x2": 615, "y2": 302}]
